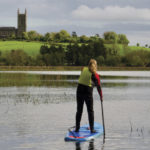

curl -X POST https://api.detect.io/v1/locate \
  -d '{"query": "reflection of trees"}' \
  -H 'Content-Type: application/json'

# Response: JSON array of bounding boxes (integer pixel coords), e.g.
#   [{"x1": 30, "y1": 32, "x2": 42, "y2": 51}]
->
[
  {"x1": 102, "y1": 76, "x2": 129, "y2": 87},
  {"x1": 40, "y1": 74, "x2": 78, "y2": 87},
  {"x1": 0, "y1": 73, "x2": 40, "y2": 86},
  {"x1": 0, "y1": 73, "x2": 78, "y2": 87},
  {"x1": 103, "y1": 83, "x2": 128, "y2": 88}
]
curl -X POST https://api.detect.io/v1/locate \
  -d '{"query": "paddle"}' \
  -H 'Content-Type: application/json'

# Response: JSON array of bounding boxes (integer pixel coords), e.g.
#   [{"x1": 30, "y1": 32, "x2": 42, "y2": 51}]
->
[{"x1": 100, "y1": 99, "x2": 106, "y2": 142}]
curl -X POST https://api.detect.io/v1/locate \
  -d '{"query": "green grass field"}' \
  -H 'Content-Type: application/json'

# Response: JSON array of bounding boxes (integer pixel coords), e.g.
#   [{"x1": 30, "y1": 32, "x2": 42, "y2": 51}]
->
[
  {"x1": 105, "y1": 44, "x2": 150, "y2": 55},
  {"x1": 0, "y1": 41, "x2": 150, "y2": 57},
  {"x1": 0, "y1": 41, "x2": 43, "y2": 57},
  {"x1": 129, "y1": 46, "x2": 150, "y2": 51}
]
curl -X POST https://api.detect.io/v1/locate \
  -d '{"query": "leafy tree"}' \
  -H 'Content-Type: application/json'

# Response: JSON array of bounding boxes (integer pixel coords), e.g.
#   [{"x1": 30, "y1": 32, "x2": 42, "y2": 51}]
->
[
  {"x1": 66, "y1": 43, "x2": 79, "y2": 65},
  {"x1": 106, "y1": 55, "x2": 121, "y2": 66},
  {"x1": 80, "y1": 35, "x2": 89, "y2": 43},
  {"x1": 92, "y1": 39, "x2": 107, "y2": 58},
  {"x1": 59, "y1": 30, "x2": 71, "y2": 42},
  {"x1": 103, "y1": 31, "x2": 118, "y2": 44},
  {"x1": 72, "y1": 31, "x2": 77, "y2": 38},
  {"x1": 95, "y1": 34, "x2": 100, "y2": 38},
  {"x1": 71, "y1": 31, "x2": 78, "y2": 42},
  {"x1": 123, "y1": 50, "x2": 150, "y2": 67},
  {"x1": 118, "y1": 34, "x2": 129, "y2": 45},
  {"x1": 28, "y1": 30, "x2": 40, "y2": 41},
  {"x1": 137, "y1": 43, "x2": 140, "y2": 47},
  {"x1": 10, "y1": 33, "x2": 16, "y2": 40},
  {"x1": 22, "y1": 32, "x2": 29, "y2": 40},
  {"x1": 36, "y1": 54, "x2": 45, "y2": 66},
  {"x1": 96, "y1": 56, "x2": 105, "y2": 66},
  {"x1": 40, "y1": 45, "x2": 49, "y2": 55},
  {"x1": 89, "y1": 35, "x2": 100, "y2": 42},
  {"x1": 5, "y1": 50, "x2": 30, "y2": 66},
  {"x1": 44, "y1": 32, "x2": 51, "y2": 42},
  {"x1": 39, "y1": 44, "x2": 65, "y2": 66},
  {"x1": 66, "y1": 39, "x2": 106, "y2": 66}
]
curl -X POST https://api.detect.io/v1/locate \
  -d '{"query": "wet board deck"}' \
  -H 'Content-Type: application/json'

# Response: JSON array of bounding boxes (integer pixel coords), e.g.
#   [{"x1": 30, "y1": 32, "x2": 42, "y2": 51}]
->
[{"x1": 64, "y1": 122, "x2": 103, "y2": 142}]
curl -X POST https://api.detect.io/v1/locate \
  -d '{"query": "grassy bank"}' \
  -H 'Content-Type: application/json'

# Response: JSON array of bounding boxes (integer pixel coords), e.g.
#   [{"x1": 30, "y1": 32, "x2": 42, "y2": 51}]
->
[
  {"x1": 1, "y1": 66, "x2": 150, "y2": 71},
  {"x1": 0, "y1": 41, "x2": 43, "y2": 57},
  {"x1": 1, "y1": 41, "x2": 150, "y2": 57}
]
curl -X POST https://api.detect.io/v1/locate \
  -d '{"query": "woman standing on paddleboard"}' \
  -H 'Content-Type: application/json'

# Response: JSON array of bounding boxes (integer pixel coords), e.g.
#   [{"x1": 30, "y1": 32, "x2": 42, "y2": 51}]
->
[{"x1": 75, "y1": 59, "x2": 103, "y2": 133}]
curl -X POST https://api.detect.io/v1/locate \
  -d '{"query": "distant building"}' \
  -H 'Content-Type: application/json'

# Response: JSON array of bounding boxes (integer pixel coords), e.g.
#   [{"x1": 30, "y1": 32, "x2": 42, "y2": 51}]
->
[{"x1": 0, "y1": 9, "x2": 27, "y2": 38}]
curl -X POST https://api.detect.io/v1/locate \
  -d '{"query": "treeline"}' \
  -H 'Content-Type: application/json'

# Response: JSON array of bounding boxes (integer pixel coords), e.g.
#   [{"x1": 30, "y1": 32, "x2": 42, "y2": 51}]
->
[
  {"x1": 1, "y1": 40, "x2": 150, "y2": 67},
  {"x1": 4, "y1": 30, "x2": 129, "y2": 45}
]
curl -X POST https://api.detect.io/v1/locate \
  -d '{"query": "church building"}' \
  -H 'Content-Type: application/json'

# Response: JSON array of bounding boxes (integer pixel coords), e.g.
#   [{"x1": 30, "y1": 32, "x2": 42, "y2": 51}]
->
[{"x1": 0, "y1": 9, "x2": 27, "y2": 38}]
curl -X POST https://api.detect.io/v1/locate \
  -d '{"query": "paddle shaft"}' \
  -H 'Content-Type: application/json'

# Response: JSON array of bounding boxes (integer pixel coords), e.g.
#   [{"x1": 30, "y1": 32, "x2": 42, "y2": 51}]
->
[{"x1": 101, "y1": 100, "x2": 105, "y2": 139}]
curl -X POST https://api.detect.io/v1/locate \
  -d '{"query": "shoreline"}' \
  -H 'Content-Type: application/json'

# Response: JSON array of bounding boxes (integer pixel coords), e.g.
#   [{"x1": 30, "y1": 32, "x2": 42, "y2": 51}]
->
[{"x1": 1, "y1": 66, "x2": 150, "y2": 71}]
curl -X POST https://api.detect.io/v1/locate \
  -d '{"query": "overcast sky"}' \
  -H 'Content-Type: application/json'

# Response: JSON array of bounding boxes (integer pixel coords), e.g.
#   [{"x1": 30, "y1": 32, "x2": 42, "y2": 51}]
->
[{"x1": 0, "y1": 0, "x2": 150, "y2": 45}]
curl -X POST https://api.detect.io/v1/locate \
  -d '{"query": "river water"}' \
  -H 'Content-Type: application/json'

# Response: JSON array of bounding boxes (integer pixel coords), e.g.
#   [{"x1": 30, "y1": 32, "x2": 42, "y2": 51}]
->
[{"x1": 0, "y1": 71, "x2": 150, "y2": 150}]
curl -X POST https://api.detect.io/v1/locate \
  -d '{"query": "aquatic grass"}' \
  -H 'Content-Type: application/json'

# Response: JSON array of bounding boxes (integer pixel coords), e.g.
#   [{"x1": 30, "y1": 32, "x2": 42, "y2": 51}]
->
[
  {"x1": 129, "y1": 120, "x2": 145, "y2": 138},
  {"x1": 1, "y1": 66, "x2": 150, "y2": 71}
]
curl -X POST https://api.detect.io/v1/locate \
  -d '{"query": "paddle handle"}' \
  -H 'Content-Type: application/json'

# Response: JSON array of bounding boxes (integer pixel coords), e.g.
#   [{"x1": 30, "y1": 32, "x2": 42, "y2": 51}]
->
[{"x1": 101, "y1": 100, "x2": 106, "y2": 139}]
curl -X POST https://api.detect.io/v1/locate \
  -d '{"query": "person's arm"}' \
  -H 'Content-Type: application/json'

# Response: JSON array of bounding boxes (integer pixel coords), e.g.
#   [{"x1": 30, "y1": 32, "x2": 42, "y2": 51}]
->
[{"x1": 92, "y1": 73, "x2": 103, "y2": 101}]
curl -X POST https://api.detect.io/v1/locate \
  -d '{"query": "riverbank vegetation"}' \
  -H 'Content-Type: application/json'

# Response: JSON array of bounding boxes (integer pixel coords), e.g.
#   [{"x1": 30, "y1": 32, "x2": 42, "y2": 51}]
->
[{"x1": 0, "y1": 30, "x2": 150, "y2": 68}]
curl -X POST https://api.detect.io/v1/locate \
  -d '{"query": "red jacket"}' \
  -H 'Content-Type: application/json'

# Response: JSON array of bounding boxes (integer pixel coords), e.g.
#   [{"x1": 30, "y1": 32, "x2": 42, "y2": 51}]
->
[{"x1": 92, "y1": 72, "x2": 103, "y2": 100}]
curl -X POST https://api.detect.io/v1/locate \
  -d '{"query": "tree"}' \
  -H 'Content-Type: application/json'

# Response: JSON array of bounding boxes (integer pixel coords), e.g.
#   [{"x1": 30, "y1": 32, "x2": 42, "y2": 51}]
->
[
  {"x1": 92, "y1": 39, "x2": 107, "y2": 58},
  {"x1": 44, "y1": 32, "x2": 51, "y2": 42},
  {"x1": 10, "y1": 33, "x2": 16, "y2": 40},
  {"x1": 72, "y1": 31, "x2": 77, "y2": 38},
  {"x1": 80, "y1": 35, "x2": 89, "y2": 43},
  {"x1": 39, "y1": 44, "x2": 65, "y2": 66},
  {"x1": 89, "y1": 35, "x2": 100, "y2": 42},
  {"x1": 137, "y1": 43, "x2": 140, "y2": 47},
  {"x1": 40, "y1": 45, "x2": 49, "y2": 55},
  {"x1": 71, "y1": 31, "x2": 78, "y2": 42},
  {"x1": 66, "y1": 43, "x2": 79, "y2": 65},
  {"x1": 118, "y1": 34, "x2": 129, "y2": 45},
  {"x1": 5, "y1": 50, "x2": 30, "y2": 66},
  {"x1": 103, "y1": 31, "x2": 118, "y2": 44},
  {"x1": 28, "y1": 30, "x2": 40, "y2": 41},
  {"x1": 123, "y1": 50, "x2": 150, "y2": 67},
  {"x1": 96, "y1": 56, "x2": 105, "y2": 66},
  {"x1": 106, "y1": 55, "x2": 121, "y2": 66},
  {"x1": 66, "y1": 39, "x2": 106, "y2": 66},
  {"x1": 59, "y1": 30, "x2": 71, "y2": 42},
  {"x1": 22, "y1": 32, "x2": 29, "y2": 40}
]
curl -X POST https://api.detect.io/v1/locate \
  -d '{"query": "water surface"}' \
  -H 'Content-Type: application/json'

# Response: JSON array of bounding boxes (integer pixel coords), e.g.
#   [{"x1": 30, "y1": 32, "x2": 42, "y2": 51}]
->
[{"x1": 0, "y1": 71, "x2": 150, "y2": 150}]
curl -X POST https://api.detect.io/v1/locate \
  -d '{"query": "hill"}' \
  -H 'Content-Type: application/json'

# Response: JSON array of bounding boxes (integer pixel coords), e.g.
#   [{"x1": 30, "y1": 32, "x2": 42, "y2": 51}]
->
[
  {"x1": 0, "y1": 41, "x2": 43, "y2": 57},
  {"x1": 1, "y1": 41, "x2": 150, "y2": 57}
]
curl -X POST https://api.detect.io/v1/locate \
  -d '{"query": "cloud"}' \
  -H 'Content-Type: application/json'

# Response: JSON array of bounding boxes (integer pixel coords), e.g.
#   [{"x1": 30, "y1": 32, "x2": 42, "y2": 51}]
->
[{"x1": 72, "y1": 5, "x2": 150, "y2": 21}]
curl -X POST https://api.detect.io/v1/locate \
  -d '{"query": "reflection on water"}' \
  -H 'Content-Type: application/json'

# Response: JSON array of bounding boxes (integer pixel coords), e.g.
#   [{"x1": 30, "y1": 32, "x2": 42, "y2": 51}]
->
[
  {"x1": 1, "y1": 71, "x2": 150, "y2": 88},
  {"x1": 0, "y1": 73, "x2": 78, "y2": 87},
  {"x1": 75, "y1": 140, "x2": 105, "y2": 150},
  {"x1": 0, "y1": 71, "x2": 150, "y2": 150}
]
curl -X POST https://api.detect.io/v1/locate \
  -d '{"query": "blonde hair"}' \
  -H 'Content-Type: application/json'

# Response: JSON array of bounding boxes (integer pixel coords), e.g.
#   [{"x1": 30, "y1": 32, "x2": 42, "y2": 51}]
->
[{"x1": 88, "y1": 59, "x2": 97, "y2": 73}]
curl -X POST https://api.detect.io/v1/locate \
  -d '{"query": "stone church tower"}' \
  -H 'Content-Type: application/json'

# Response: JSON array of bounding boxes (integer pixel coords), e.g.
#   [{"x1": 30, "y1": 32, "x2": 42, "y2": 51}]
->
[
  {"x1": 0, "y1": 9, "x2": 27, "y2": 38},
  {"x1": 17, "y1": 9, "x2": 27, "y2": 37}
]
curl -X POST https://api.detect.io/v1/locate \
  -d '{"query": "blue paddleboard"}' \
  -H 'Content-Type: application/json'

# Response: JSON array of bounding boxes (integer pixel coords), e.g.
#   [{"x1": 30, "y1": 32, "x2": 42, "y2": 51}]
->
[{"x1": 64, "y1": 122, "x2": 103, "y2": 142}]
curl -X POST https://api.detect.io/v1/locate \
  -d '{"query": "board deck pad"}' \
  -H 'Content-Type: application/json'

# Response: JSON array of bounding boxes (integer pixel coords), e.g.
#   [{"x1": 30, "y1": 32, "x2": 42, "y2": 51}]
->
[{"x1": 64, "y1": 122, "x2": 103, "y2": 142}]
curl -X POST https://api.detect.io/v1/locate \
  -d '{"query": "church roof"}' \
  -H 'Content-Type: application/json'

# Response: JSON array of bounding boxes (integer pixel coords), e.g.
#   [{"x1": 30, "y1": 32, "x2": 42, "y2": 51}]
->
[{"x1": 0, "y1": 27, "x2": 16, "y2": 31}]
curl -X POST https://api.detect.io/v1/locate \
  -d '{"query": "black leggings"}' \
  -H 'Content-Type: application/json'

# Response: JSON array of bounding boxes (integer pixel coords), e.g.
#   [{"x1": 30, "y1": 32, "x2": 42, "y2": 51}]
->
[{"x1": 76, "y1": 84, "x2": 94, "y2": 131}]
